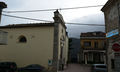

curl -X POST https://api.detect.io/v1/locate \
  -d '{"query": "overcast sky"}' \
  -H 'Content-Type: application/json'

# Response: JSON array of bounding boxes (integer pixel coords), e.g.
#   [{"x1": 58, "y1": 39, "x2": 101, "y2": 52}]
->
[{"x1": 0, "y1": 0, "x2": 108, "y2": 38}]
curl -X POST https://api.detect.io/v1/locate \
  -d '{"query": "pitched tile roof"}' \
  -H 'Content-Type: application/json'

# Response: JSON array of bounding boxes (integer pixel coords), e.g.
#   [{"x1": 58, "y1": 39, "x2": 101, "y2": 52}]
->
[
  {"x1": 80, "y1": 31, "x2": 106, "y2": 37},
  {"x1": 0, "y1": 23, "x2": 54, "y2": 28}
]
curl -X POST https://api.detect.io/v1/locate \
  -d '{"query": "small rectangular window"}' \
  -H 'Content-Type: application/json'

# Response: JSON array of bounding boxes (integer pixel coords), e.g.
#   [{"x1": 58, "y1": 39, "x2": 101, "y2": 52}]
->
[
  {"x1": 94, "y1": 41, "x2": 98, "y2": 48},
  {"x1": 0, "y1": 30, "x2": 8, "y2": 45},
  {"x1": 84, "y1": 41, "x2": 91, "y2": 47},
  {"x1": 111, "y1": 59, "x2": 114, "y2": 69}
]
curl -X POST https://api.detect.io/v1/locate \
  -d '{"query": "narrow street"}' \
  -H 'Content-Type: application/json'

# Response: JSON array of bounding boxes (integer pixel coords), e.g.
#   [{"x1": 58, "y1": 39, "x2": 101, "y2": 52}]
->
[{"x1": 59, "y1": 63, "x2": 91, "y2": 72}]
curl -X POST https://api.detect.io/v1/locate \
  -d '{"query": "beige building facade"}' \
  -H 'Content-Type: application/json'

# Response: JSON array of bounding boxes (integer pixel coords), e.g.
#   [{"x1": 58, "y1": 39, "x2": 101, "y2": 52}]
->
[{"x1": 0, "y1": 10, "x2": 68, "y2": 72}]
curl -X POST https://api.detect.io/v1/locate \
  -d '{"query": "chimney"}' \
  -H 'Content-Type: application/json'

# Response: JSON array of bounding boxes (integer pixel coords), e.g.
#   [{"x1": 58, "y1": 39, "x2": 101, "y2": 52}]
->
[{"x1": 0, "y1": 2, "x2": 7, "y2": 23}]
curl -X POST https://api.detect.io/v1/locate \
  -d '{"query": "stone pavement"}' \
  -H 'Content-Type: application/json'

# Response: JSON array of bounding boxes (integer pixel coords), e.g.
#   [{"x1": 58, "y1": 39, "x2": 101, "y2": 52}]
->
[{"x1": 58, "y1": 63, "x2": 91, "y2": 72}]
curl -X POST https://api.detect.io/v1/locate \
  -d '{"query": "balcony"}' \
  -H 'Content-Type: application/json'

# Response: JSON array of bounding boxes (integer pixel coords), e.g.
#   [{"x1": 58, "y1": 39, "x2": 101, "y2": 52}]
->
[{"x1": 83, "y1": 47, "x2": 106, "y2": 50}]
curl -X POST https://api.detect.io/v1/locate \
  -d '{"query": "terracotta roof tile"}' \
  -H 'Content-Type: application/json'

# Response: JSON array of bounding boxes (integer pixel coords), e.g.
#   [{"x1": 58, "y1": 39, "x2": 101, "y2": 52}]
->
[
  {"x1": 80, "y1": 31, "x2": 106, "y2": 37},
  {"x1": 0, "y1": 23, "x2": 54, "y2": 28}
]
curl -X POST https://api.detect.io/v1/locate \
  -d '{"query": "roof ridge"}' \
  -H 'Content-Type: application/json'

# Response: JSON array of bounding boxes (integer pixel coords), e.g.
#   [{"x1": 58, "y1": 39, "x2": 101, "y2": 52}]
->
[{"x1": 0, "y1": 23, "x2": 54, "y2": 28}]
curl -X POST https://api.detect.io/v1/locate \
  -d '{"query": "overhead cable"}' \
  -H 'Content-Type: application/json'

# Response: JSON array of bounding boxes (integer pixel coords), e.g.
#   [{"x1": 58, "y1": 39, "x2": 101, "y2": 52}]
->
[
  {"x1": 2, "y1": 14, "x2": 53, "y2": 22},
  {"x1": 2, "y1": 14, "x2": 105, "y2": 26},
  {"x1": 66, "y1": 23, "x2": 105, "y2": 26},
  {"x1": 3, "y1": 5, "x2": 103, "y2": 13}
]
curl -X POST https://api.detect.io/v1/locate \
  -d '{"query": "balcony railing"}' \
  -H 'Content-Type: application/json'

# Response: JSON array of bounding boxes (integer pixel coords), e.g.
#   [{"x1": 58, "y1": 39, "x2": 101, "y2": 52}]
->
[{"x1": 83, "y1": 47, "x2": 106, "y2": 50}]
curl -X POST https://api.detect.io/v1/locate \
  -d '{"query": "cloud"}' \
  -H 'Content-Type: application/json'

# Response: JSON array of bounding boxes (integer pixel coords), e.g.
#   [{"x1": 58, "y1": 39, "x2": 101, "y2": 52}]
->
[
  {"x1": 1, "y1": 0, "x2": 26, "y2": 10},
  {"x1": 1, "y1": 0, "x2": 64, "y2": 25},
  {"x1": 67, "y1": 13, "x2": 105, "y2": 38},
  {"x1": 71, "y1": 13, "x2": 105, "y2": 24},
  {"x1": 0, "y1": 0, "x2": 106, "y2": 38}
]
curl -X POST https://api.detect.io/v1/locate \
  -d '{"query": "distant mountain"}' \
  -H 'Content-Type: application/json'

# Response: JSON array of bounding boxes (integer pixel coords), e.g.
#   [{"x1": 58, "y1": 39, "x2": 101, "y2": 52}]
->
[
  {"x1": 66, "y1": 13, "x2": 105, "y2": 38},
  {"x1": 69, "y1": 38, "x2": 80, "y2": 63}
]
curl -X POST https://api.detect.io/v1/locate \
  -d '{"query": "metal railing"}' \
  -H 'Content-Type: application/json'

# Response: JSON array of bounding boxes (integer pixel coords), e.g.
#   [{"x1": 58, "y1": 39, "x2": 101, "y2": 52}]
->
[{"x1": 83, "y1": 47, "x2": 106, "y2": 50}]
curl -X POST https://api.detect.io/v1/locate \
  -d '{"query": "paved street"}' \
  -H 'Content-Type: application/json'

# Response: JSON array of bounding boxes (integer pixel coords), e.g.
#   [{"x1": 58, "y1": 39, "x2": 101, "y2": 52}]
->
[{"x1": 59, "y1": 63, "x2": 91, "y2": 72}]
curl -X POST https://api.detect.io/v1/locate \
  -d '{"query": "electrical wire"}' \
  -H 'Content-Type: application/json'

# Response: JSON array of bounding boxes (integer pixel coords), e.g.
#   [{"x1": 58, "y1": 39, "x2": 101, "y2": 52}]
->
[
  {"x1": 66, "y1": 23, "x2": 105, "y2": 26},
  {"x1": 3, "y1": 5, "x2": 103, "y2": 13},
  {"x1": 2, "y1": 14, "x2": 105, "y2": 26},
  {"x1": 2, "y1": 14, "x2": 53, "y2": 22}
]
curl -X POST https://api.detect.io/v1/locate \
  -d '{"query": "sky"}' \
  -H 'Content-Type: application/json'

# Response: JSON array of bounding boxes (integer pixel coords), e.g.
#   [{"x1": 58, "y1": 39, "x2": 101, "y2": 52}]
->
[{"x1": 0, "y1": 0, "x2": 108, "y2": 38}]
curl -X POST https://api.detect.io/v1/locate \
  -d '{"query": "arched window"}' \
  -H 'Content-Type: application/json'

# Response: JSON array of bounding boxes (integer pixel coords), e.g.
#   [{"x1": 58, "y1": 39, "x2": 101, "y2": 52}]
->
[{"x1": 19, "y1": 36, "x2": 27, "y2": 43}]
